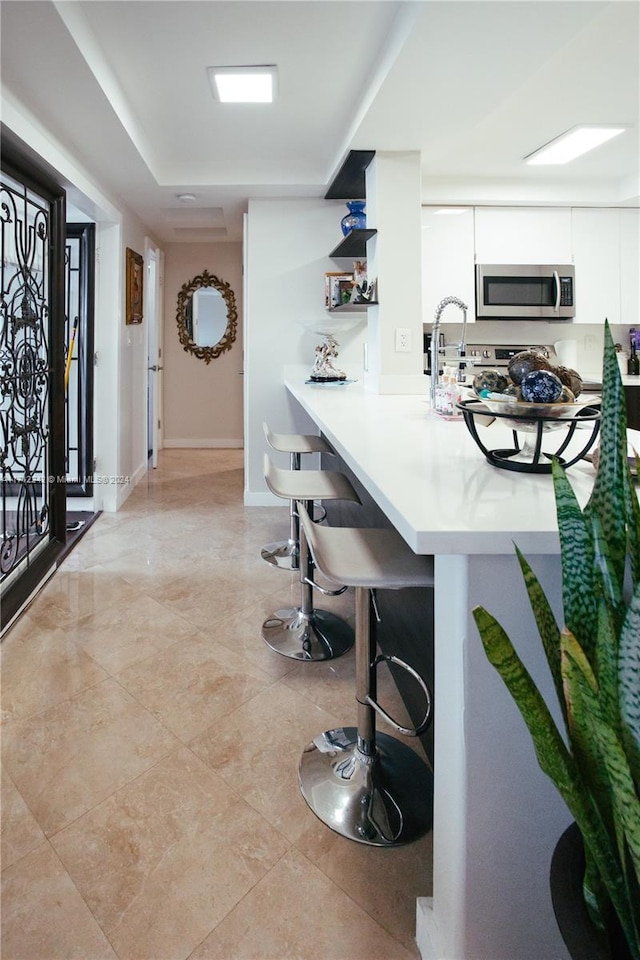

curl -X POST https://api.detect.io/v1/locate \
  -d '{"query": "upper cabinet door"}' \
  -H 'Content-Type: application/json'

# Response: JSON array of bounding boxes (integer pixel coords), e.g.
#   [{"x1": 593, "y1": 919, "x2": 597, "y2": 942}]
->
[
  {"x1": 571, "y1": 208, "x2": 621, "y2": 325},
  {"x1": 620, "y1": 209, "x2": 640, "y2": 328},
  {"x1": 474, "y1": 208, "x2": 573, "y2": 264},
  {"x1": 421, "y1": 208, "x2": 475, "y2": 323}
]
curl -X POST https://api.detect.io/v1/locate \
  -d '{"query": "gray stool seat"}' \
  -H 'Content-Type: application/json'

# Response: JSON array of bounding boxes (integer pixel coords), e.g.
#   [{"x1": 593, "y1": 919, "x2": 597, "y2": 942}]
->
[
  {"x1": 262, "y1": 454, "x2": 361, "y2": 661},
  {"x1": 296, "y1": 502, "x2": 434, "y2": 847},
  {"x1": 261, "y1": 422, "x2": 334, "y2": 571},
  {"x1": 300, "y1": 520, "x2": 434, "y2": 590},
  {"x1": 265, "y1": 426, "x2": 333, "y2": 457}
]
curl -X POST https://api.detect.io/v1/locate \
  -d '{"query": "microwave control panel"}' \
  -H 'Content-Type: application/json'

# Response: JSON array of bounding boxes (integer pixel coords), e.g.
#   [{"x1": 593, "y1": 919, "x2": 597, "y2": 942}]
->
[{"x1": 559, "y1": 277, "x2": 574, "y2": 305}]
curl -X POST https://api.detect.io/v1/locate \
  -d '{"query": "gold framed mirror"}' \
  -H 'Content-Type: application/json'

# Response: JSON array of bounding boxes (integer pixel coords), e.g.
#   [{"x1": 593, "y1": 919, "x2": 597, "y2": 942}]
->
[{"x1": 176, "y1": 269, "x2": 238, "y2": 364}]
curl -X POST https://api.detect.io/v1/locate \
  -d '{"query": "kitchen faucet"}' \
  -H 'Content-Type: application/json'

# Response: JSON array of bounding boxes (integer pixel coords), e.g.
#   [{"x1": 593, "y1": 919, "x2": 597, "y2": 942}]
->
[{"x1": 430, "y1": 296, "x2": 469, "y2": 407}]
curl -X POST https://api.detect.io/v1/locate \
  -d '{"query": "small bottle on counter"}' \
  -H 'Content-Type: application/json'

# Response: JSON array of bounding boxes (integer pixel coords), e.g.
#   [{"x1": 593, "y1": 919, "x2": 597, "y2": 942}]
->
[{"x1": 628, "y1": 328, "x2": 639, "y2": 376}]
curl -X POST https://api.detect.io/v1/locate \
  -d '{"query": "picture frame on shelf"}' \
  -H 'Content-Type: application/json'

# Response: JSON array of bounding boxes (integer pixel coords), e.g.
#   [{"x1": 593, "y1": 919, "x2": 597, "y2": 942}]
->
[{"x1": 324, "y1": 271, "x2": 353, "y2": 308}]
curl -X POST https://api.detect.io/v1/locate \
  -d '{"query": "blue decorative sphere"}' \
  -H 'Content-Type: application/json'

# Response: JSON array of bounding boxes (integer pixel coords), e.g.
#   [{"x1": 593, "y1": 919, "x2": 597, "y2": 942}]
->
[{"x1": 520, "y1": 369, "x2": 563, "y2": 403}]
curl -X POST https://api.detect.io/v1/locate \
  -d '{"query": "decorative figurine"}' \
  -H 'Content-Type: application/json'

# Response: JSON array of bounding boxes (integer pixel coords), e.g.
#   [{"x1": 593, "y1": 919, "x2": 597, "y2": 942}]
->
[{"x1": 310, "y1": 334, "x2": 346, "y2": 382}]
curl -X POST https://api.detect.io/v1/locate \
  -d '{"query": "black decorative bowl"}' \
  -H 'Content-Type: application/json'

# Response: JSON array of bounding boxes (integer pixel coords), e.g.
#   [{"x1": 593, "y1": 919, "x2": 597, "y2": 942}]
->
[{"x1": 457, "y1": 397, "x2": 601, "y2": 474}]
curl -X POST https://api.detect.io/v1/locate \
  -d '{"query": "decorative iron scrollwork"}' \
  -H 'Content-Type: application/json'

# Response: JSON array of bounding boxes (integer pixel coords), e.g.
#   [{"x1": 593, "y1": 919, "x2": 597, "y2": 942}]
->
[{"x1": 1, "y1": 174, "x2": 51, "y2": 579}]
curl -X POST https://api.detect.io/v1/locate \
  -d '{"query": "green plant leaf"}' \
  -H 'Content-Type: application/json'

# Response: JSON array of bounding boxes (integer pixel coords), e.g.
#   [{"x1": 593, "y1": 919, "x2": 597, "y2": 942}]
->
[
  {"x1": 515, "y1": 545, "x2": 565, "y2": 724},
  {"x1": 475, "y1": 604, "x2": 639, "y2": 954},
  {"x1": 562, "y1": 636, "x2": 640, "y2": 954},
  {"x1": 619, "y1": 583, "x2": 640, "y2": 785},
  {"x1": 552, "y1": 459, "x2": 597, "y2": 659},
  {"x1": 595, "y1": 599, "x2": 622, "y2": 737},
  {"x1": 586, "y1": 322, "x2": 637, "y2": 592},
  {"x1": 561, "y1": 629, "x2": 615, "y2": 846},
  {"x1": 473, "y1": 606, "x2": 578, "y2": 796}
]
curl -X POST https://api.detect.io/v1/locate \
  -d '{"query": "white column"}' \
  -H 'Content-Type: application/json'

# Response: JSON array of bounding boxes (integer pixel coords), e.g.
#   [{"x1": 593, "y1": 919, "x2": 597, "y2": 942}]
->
[{"x1": 364, "y1": 151, "x2": 425, "y2": 395}]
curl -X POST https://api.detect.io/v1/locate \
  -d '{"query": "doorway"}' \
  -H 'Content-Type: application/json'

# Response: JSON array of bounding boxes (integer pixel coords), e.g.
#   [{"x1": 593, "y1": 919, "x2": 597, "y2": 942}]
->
[{"x1": 146, "y1": 244, "x2": 163, "y2": 469}]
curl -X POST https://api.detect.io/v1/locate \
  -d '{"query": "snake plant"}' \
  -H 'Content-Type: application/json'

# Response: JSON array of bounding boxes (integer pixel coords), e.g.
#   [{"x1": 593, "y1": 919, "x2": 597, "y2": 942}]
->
[{"x1": 473, "y1": 320, "x2": 640, "y2": 960}]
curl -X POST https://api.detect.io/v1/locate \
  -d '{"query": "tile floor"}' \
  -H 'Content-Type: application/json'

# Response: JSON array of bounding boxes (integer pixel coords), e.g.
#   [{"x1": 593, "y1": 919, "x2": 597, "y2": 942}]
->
[{"x1": 1, "y1": 449, "x2": 432, "y2": 960}]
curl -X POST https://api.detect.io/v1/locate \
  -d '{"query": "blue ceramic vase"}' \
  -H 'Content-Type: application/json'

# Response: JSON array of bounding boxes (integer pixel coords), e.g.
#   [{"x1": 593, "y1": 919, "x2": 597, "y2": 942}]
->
[{"x1": 340, "y1": 201, "x2": 366, "y2": 237}]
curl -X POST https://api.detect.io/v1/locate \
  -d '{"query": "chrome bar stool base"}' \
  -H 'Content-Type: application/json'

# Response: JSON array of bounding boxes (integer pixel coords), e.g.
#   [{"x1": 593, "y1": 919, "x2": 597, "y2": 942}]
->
[
  {"x1": 298, "y1": 726, "x2": 433, "y2": 846},
  {"x1": 262, "y1": 607, "x2": 353, "y2": 661},
  {"x1": 261, "y1": 538, "x2": 299, "y2": 570}
]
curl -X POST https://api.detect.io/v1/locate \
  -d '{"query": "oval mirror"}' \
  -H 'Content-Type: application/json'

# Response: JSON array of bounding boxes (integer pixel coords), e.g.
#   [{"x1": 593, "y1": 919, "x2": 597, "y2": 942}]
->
[{"x1": 176, "y1": 269, "x2": 238, "y2": 364}]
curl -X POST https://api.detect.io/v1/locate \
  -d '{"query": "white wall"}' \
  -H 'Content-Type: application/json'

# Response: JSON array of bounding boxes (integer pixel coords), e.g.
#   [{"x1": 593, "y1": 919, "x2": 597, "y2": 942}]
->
[
  {"x1": 244, "y1": 198, "x2": 367, "y2": 504},
  {"x1": 162, "y1": 243, "x2": 243, "y2": 447}
]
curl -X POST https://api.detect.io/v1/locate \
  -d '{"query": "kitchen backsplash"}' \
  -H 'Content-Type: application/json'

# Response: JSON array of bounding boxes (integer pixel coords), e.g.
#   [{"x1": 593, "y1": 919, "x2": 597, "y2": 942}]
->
[{"x1": 423, "y1": 320, "x2": 633, "y2": 378}]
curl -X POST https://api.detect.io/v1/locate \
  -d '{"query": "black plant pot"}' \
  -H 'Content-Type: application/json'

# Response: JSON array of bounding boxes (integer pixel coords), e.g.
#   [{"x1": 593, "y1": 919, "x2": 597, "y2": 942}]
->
[{"x1": 550, "y1": 822, "x2": 632, "y2": 960}]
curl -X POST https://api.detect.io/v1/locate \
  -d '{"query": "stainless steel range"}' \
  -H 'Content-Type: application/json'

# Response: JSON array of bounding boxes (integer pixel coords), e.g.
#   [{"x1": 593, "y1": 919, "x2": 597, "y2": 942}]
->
[
  {"x1": 423, "y1": 340, "x2": 558, "y2": 375},
  {"x1": 423, "y1": 340, "x2": 601, "y2": 391},
  {"x1": 464, "y1": 343, "x2": 558, "y2": 372}
]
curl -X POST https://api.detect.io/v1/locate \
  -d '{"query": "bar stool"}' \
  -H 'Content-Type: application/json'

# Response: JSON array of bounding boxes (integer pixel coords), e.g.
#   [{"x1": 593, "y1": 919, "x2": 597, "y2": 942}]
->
[
  {"x1": 296, "y1": 502, "x2": 434, "y2": 846},
  {"x1": 261, "y1": 422, "x2": 334, "y2": 571},
  {"x1": 261, "y1": 454, "x2": 361, "y2": 661}
]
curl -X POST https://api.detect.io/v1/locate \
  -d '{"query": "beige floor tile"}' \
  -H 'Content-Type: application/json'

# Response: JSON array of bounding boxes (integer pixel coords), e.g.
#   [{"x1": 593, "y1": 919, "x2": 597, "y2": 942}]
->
[
  {"x1": 1, "y1": 843, "x2": 117, "y2": 959},
  {"x1": 1, "y1": 450, "x2": 433, "y2": 960},
  {"x1": 28, "y1": 564, "x2": 142, "y2": 628},
  {"x1": 115, "y1": 631, "x2": 276, "y2": 741},
  {"x1": 148, "y1": 565, "x2": 289, "y2": 631},
  {"x1": 2, "y1": 678, "x2": 180, "y2": 836},
  {"x1": 188, "y1": 846, "x2": 419, "y2": 960},
  {"x1": 66, "y1": 592, "x2": 204, "y2": 674},
  {"x1": 189, "y1": 681, "x2": 344, "y2": 859},
  {"x1": 0, "y1": 622, "x2": 107, "y2": 725},
  {"x1": 1, "y1": 765, "x2": 46, "y2": 871},
  {"x1": 315, "y1": 830, "x2": 432, "y2": 951},
  {"x1": 51, "y1": 747, "x2": 289, "y2": 960},
  {"x1": 205, "y1": 600, "x2": 302, "y2": 681}
]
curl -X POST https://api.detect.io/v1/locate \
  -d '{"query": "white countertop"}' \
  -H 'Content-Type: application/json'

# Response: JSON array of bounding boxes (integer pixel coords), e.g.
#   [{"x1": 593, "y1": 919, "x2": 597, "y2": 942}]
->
[{"x1": 285, "y1": 367, "x2": 601, "y2": 556}]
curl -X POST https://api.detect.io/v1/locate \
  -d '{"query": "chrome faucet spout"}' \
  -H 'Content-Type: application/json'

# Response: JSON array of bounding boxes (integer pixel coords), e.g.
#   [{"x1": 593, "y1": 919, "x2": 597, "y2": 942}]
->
[{"x1": 430, "y1": 296, "x2": 469, "y2": 406}]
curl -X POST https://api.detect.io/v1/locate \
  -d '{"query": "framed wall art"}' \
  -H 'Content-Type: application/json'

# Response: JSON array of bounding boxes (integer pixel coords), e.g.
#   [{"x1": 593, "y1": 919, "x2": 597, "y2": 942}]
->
[{"x1": 125, "y1": 247, "x2": 144, "y2": 324}]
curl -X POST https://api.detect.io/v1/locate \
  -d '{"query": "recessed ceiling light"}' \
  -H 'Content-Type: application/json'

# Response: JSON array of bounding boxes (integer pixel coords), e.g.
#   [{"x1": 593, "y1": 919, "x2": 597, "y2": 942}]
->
[
  {"x1": 207, "y1": 65, "x2": 277, "y2": 103},
  {"x1": 176, "y1": 193, "x2": 197, "y2": 202},
  {"x1": 525, "y1": 125, "x2": 626, "y2": 165}
]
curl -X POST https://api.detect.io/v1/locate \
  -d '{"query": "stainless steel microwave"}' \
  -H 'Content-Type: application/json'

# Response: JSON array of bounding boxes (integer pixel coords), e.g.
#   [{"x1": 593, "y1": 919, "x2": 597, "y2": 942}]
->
[{"x1": 475, "y1": 264, "x2": 575, "y2": 320}]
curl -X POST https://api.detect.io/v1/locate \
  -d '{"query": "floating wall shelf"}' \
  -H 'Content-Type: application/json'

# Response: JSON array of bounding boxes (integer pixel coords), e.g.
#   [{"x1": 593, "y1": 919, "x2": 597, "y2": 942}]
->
[{"x1": 329, "y1": 229, "x2": 377, "y2": 259}]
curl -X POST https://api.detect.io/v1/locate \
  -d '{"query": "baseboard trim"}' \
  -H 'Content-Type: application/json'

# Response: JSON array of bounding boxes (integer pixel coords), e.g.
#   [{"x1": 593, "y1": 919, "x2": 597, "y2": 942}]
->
[{"x1": 163, "y1": 439, "x2": 244, "y2": 449}]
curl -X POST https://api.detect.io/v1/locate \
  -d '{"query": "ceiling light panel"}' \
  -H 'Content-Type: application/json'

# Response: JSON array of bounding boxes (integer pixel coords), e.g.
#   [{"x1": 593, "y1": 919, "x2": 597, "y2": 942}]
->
[
  {"x1": 525, "y1": 126, "x2": 626, "y2": 165},
  {"x1": 208, "y1": 66, "x2": 277, "y2": 103}
]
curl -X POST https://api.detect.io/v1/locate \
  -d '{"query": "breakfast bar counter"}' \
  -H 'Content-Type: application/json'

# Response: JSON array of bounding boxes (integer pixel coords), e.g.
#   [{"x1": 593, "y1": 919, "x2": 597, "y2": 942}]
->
[{"x1": 285, "y1": 368, "x2": 582, "y2": 960}]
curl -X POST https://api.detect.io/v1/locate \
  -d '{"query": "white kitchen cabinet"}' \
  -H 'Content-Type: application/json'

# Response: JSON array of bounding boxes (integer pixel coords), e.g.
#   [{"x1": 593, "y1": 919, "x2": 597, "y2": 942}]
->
[
  {"x1": 571, "y1": 208, "x2": 621, "y2": 325},
  {"x1": 421, "y1": 207, "x2": 475, "y2": 323},
  {"x1": 620, "y1": 208, "x2": 640, "y2": 327},
  {"x1": 474, "y1": 207, "x2": 573, "y2": 264}
]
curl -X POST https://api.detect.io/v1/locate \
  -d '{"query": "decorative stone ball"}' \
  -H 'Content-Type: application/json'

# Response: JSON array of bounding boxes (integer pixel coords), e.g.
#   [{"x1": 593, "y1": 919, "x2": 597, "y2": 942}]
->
[
  {"x1": 508, "y1": 350, "x2": 552, "y2": 385},
  {"x1": 472, "y1": 369, "x2": 509, "y2": 396},
  {"x1": 558, "y1": 385, "x2": 576, "y2": 403},
  {"x1": 520, "y1": 369, "x2": 564, "y2": 403},
  {"x1": 555, "y1": 365, "x2": 583, "y2": 398},
  {"x1": 502, "y1": 383, "x2": 521, "y2": 398}
]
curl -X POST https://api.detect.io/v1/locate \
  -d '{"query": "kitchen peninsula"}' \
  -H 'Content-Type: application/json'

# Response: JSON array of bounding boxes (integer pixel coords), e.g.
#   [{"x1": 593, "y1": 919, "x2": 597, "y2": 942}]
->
[{"x1": 284, "y1": 367, "x2": 601, "y2": 960}]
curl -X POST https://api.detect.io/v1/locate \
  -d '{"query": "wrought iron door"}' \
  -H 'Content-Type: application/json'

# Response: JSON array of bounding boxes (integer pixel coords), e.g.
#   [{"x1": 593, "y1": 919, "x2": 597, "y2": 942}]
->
[{"x1": 1, "y1": 136, "x2": 66, "y2": 631}]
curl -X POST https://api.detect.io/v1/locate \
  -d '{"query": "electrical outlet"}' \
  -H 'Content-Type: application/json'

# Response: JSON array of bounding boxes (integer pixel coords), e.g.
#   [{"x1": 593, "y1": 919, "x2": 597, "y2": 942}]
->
[{"x1": 395, "y1": 328, "x2": 412, "y2": 352}]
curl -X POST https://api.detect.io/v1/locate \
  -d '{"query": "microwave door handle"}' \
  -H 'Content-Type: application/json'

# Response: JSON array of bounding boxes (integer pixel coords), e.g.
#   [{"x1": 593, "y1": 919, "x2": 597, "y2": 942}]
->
[{"x1": 553, "y1": 270, "x2": 560, "y2": 312}]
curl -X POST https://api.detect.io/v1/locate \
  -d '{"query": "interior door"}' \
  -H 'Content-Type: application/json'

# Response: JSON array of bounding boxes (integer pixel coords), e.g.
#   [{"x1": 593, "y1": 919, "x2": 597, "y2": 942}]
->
[{"x1": 145, "y1": 245, "x2": 163, "y2": 468}]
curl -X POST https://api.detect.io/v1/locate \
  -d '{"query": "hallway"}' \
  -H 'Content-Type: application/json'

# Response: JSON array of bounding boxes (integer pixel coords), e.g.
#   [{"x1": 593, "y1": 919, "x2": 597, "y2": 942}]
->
[{"x1": 1, "y1": 449, "x2": 431, "y2": 960}]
